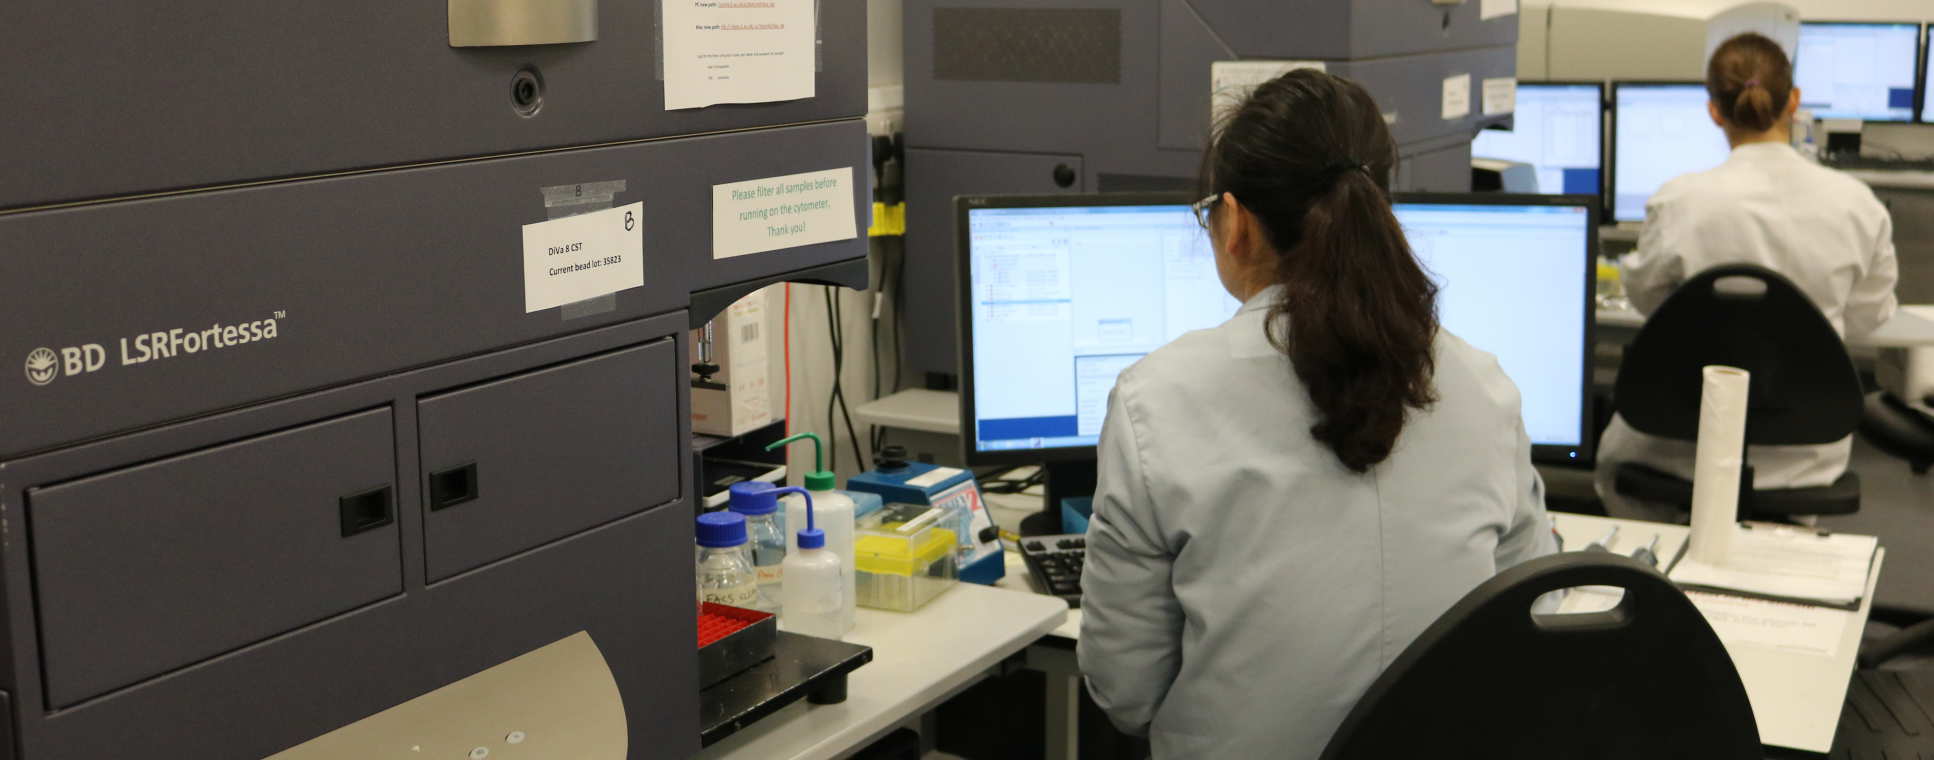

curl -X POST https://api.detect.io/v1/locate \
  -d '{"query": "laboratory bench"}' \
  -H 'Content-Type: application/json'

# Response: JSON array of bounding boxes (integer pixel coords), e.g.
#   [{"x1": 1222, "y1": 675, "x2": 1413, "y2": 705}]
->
[
  {"x1": 984, "y1": 481, "x2": 1887, "y2": 757},
  {"x1": 695, "y1": 583, "x2": 1067, "y2": 760}
]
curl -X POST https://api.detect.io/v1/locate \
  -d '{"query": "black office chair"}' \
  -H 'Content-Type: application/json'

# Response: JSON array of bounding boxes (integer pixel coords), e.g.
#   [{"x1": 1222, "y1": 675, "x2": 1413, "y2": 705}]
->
[
  {"x1": 1319, "y1": 552, "x2": 1760, "y2": 759},
  {"x1": 1612, "y1": 265, "x2": 1864, "y2": 519},
  {"x1": 1859, "y1": 390, "x2": 1934, "y2": 474}
]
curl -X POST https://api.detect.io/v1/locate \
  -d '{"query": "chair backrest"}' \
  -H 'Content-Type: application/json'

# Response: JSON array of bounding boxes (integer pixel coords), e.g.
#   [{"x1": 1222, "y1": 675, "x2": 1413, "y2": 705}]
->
[
  {"x1": 1615, "y1": 264, "x2": 1862, "y2": 445},
  {"x1": 1319, "y1": 552, "x2": 1760, "y2": 760}
]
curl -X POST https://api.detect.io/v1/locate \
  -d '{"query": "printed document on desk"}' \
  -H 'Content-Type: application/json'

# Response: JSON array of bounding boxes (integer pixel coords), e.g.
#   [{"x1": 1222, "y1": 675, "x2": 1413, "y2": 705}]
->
[
  {"x1": 1669, "y1": 526, "x2": 1878, "y2": 609},
  {"x1": 664, "y1": 0, "x2": 816, "y2": 110}
]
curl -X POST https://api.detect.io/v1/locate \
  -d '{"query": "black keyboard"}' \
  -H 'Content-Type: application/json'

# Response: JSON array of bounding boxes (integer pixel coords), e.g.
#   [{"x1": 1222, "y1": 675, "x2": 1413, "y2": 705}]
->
[
  {"x1": 1020, "y1": 534, "x2": 1086, "y2": 607},
  {"x1": 1824, "y1": 155, "x2": 1934, "y2": 172}
]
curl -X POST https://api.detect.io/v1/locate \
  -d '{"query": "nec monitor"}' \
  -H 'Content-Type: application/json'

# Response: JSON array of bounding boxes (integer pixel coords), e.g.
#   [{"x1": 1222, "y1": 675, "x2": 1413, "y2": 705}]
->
[
  {"x1": 1795, "y1": 21, "x2": 1920, "y2": 122},
  {"x1": 1472, "y1": 82, "x2": 1606, "y2": 196},
  {"x1": 956, "y1": 193, "x2": 1598, "y2": 466},
  {"x1": 1611, "y1": 82, "x2": 1734, "y2": 223}
]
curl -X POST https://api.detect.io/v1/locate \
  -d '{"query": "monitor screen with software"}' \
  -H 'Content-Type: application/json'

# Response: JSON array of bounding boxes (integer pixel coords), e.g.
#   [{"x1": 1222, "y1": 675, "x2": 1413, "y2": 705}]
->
[
  {"x1": 1795, "y1": 21, "x2": 1920, "y2": 122},
  {"x1": 956, "y1": 193, "x2": 1597, "y2": 466},
  {"x1": 1471, "y1": 82, "x2": 1605, "y2": 196},
  {"x1": 1612, "y1": 82, "x2": 1733, "y2": 223}
]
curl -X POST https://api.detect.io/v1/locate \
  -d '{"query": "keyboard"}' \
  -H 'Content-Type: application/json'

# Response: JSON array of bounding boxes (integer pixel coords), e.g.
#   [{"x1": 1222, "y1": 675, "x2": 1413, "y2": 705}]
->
[
  {"x1": 1825, "y1": 155, "x2": 1934, "y2": 172},
  {"x1": 1019, "y1": 534, "x2": 1086, "y2": 607}
]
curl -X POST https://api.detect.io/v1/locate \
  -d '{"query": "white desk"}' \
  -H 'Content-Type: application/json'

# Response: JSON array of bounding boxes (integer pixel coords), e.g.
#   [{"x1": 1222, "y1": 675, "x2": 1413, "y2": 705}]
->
[
  {"x1": 1550, "y1": 513, "x2": 1882, "y2": 755},
  {"x1": 1597, "y1": 304, "x2": 1934, "y2": 348},
  {"x1": 1845, "y1": 169, "x2": 1934, "y2": 192},
  {"x1": 696, "y1": 583, "x2": 1067, "y2": 760}
]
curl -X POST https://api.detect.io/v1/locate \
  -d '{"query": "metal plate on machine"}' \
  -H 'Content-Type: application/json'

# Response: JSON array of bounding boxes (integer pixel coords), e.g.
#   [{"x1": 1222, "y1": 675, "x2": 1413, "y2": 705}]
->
[
  {"x1": 268, "y1": 632, "x2": 627, "y2": 759},
  {"x1": 449, "y1": 0, "x2": 598, "y2": 47}
]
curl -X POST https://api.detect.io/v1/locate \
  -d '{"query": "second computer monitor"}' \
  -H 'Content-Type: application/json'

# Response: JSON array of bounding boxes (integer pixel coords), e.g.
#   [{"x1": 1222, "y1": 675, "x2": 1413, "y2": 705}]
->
[
  {"x1": 1471, "y1": 82, "x2": 1605, "y2": 197},
  {"x1": 1796, "y1": 21, "x2": 1920, "y2": 122},
  {"x1": 1611, "y1": 82, "x2": 1733, "y2": 223},
  {"x1": 1923, "y1": 23, "x2": 1932, "y2": 123},
  {"x1": 956, "y1": 193, "x2": 1597, "y2": 467}
]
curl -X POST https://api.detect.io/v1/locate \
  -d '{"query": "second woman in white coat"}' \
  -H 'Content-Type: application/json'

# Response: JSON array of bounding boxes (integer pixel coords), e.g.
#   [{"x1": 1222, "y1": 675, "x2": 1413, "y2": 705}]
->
[
  {"x1": 1077, "y1": 70, "x2": 1557, "y2": 758},
  {"x1": 1596, "y1": 33, "x2": 1899, "y2": 521}
]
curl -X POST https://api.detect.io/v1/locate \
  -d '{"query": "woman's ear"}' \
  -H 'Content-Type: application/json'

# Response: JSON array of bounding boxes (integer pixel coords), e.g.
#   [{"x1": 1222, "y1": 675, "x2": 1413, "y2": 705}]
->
[
  {"x1": 1707, "y1": 99, "x2": 1727, "y2": 130},
  {"x1": 1784, "y1": 88, "x2": 1802, "y2": 120}
]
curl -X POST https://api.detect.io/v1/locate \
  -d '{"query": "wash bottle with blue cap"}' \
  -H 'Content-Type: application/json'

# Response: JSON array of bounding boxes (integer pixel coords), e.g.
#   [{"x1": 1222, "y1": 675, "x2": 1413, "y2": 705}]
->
[
  {"x1": 767, "y1": 432, "x2": 865, "y2": 636},
  {"x1": 727, "y1": 482, "x2": 786, "y2": 613},
  {"x1": 778, "y1": 487, "x2": 849, "y2": 639}
]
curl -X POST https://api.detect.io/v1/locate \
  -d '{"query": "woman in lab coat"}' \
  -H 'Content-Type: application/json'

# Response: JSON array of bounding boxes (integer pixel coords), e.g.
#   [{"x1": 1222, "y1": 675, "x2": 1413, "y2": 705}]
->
[
  {"x1": 1076, "y1": 70, "x2": 1557, "y2": 758},
  {"x1": 1595, "y1": 33, "x2": 1899, "y2": 522}
]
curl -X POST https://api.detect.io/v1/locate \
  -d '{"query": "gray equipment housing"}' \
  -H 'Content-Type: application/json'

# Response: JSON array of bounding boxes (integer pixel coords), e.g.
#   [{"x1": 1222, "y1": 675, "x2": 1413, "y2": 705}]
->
[
  {"x1": 0, "y1": 4, "x2": 870, "y2": 758},
  {"x1": 899, "y1": 0, "x2": 1519, "y2": 387}
]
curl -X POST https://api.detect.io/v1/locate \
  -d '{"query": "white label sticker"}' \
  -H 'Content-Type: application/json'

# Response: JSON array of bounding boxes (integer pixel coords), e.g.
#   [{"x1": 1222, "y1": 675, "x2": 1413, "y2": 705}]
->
[
  {"x1": 905, "y1": 466, "x2": 967, "y2": 490},
  {"x1": 1481, "y1": 0, "x2": 1518, "y2": 21},
  {"x1": 521, "y1": 202, "x2": 645, "y2": 314},
  {"x1": 713, "y1": 168, "x2": 859, "y2": 260},
  {"x1": 1482, "y1": 77, "x2": 1517, "y2": 115},
  {"x1": 1442, "y1": 73, "x2": 1472, "y2": 121},
  {"x1": 1211, "y1": 60, "x2": 1326, "y2": 122}
]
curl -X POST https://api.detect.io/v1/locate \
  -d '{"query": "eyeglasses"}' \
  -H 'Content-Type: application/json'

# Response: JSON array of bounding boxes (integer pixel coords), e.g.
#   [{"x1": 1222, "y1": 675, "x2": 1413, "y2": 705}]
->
[{"x1": 1191, "y1": 193, "x2": 1222, "y2": 228}]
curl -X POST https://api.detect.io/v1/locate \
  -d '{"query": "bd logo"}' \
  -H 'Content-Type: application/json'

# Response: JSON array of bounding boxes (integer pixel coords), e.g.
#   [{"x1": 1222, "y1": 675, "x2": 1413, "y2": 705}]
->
[
  {"x1": 22, "y1": 345, "x2": 104, "y2": 387},
  {"x1": 24, "y1": 348, "x2": 58, "y2": 386}
]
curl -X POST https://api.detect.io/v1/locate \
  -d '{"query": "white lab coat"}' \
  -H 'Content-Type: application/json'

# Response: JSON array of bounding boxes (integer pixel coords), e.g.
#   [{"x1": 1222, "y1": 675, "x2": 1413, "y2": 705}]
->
[
  {"x1": 1077, "y1": 286, "x2": 1557, "y2": 758},
  {"x1": 1596, "y1": 142, "x2": 1898, "y2": 521}
]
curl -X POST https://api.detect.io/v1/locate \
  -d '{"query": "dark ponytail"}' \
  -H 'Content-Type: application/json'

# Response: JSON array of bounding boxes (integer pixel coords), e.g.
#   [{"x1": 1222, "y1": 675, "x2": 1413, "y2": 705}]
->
[
  {"x1": 1204, "y1": 70, "x2": 1439, "y2": 473},
  {"x1": 1707, "y1": 33, "x2": 1793, "y2": 134}
]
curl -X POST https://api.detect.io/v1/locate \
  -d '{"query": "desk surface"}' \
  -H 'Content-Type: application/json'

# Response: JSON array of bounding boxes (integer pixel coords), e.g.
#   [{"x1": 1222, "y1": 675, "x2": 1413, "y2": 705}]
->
[
  {"x1": 1844, "y1": 168, "x2": 1934, "y2": 191},
  {"x1": 694, "y1": 583, "x2": 1067, "y2": 760},
  {"x1": 1597, "y1": 304, "x2": 1934, "y2": 348},
  {"x1": 1551, "y1": 513, "x2": 1882, "y2": 755}
]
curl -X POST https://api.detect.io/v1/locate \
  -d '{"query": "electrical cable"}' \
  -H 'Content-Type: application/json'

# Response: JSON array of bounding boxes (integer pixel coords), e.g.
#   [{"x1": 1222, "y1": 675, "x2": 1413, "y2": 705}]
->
[
  {"x1": 828, "y1": 286, "x2": 865, "y2": 467},
  {"x1": 784, "y1": 284, "x2": 793, "y2": 438}
]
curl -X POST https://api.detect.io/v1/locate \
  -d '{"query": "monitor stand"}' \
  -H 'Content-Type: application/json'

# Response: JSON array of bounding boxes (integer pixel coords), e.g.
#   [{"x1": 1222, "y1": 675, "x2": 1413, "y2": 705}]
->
[{"x1": 1018, "y1": 459, "x2": 1097, "y2": 537}]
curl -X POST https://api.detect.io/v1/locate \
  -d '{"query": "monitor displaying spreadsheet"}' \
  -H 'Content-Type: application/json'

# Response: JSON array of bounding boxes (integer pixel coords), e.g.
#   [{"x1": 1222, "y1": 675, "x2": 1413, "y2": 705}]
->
[
  {"x1": 1611, "y1": 83, "x2": 1733, "y2": 223},
  {"x1": 1795, "y1": 21, "x2": 1920, "y2": 122},
  {"x1": 956, "y1": 193, "x2": 1599, "y2": 465},
  {"x1": 1471, "y1": 82, "x2": 1605, "y2": 196}
]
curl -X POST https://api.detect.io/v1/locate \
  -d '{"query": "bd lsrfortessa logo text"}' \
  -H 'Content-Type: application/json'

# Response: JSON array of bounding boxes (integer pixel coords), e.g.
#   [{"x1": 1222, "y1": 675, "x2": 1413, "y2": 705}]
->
[{"x1": 22, "y1": 314, "x2": 283, "y2": 388}]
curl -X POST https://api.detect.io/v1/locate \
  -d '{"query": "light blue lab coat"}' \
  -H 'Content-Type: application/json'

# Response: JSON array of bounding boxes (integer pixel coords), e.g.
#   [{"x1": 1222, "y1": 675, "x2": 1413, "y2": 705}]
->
[{"x1": 1078, "y1": 286, "x2": 1557, "y2": 758}]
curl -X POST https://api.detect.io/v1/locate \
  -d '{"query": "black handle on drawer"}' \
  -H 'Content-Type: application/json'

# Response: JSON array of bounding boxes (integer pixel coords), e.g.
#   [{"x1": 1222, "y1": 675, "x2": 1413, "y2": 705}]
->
[
  {"x1": 339, "y1": 486, "x2": 395, "y2": 537},
  {"x1": 428, "y1": 462, "x2": 480, "y2": 511}
]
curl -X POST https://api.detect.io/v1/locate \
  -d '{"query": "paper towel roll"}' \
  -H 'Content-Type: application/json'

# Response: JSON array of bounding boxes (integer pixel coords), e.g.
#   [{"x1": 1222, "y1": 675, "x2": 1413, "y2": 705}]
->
[{"x1": 1688, "y1": 365, "x2": 1750, "y2": 565}]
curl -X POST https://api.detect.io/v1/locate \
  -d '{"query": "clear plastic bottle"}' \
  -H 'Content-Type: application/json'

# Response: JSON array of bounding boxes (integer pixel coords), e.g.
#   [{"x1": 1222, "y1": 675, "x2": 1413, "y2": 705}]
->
[
  {"x1": 768, "y1": 432, "x2": 859, "y2": 637},
  {"x1": 695, "y1": 511, "x2": 760, "y2": 609},
  {"x1": 781, "y1": 489, "x2": 847, "y2": 639},
  {"x1": 728, "y1": 482, "x2": 786, "y2": 613}
]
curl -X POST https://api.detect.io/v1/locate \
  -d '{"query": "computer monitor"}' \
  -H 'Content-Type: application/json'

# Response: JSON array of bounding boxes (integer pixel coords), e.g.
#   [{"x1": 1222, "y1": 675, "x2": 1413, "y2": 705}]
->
[
  {"x1": 1392, "y1": 195, "x2": 1598, "y2": 464},
  {"x1": 1611, "y1": 82, "x2": 1733, "y2": 223},
  {"x1": 1795, "y1": 21, "x2": 1920, "y2": 122},
  {"x1": 1471, "y1": 82, "x2": 1605, "y2": 197},
  {"x1": 956, "y1": 193, "x2": 1598, "y2": 467}
]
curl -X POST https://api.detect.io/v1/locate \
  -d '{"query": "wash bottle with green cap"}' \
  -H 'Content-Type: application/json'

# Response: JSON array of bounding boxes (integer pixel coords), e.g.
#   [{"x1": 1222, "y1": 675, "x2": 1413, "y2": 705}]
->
[{"x1": 767, "y1": 432, "x2": 858, "y2": 637}]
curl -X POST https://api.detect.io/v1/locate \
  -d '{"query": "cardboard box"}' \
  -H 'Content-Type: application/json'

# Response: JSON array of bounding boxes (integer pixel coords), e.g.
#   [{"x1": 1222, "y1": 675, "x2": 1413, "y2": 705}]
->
[{"x1": 692, "y1": 288, "x2": 780, "y2": 436}]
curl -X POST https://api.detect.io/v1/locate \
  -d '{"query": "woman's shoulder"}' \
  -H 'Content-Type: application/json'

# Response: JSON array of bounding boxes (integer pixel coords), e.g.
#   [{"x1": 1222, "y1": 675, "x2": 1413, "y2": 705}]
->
[{"x1": 1431, "y1": 330, "x2": 1523, "y2": 417}]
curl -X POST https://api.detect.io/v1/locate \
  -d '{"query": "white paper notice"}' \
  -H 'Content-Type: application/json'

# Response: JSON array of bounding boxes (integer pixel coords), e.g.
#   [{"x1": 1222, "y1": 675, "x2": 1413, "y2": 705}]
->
[
  {"x1": 1687, "y1": 591, "x2": 1843, "y2": 658},
  {"x1": 1211, "y1": 61, "x2": 1326, "y2": 121},
  {"x1": 1442, "y1": 74, "x2": 1472, "y2": 121},
  {"x1": 1481, "y1": 0, "x2": 1518, "y2": 21},
  {"x1": 1482, "y1": 77, "x2": 1517, "y2": 115},
  {"x1": 712, "y1": 167, "x2": 858, "y2": 260},
  {"x1": 521, "y1": 203, "x2": 644, "y2": 314},
  {"x1": 663, "y1": 0, "x2": 816, "y2": 110}
]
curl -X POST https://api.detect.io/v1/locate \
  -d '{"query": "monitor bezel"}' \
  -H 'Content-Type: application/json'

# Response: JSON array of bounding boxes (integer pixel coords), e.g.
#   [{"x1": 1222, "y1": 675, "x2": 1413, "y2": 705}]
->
[
  {"x1": 1921, "y1": 23, "x2": 1931, "y2": 124},
  {"x1": 954, "y1": 191, "x2": 1602, "y2": 468},
  {"x1": 1609, "y1": 80, "x2": 1711, "y2": 225},
  {"x1": 1473, "y1": 81, "x2": 1608, "y2": 205},
  {"x1": 1794, "y1": 20, "x2": 1924, "y2": 124}
]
